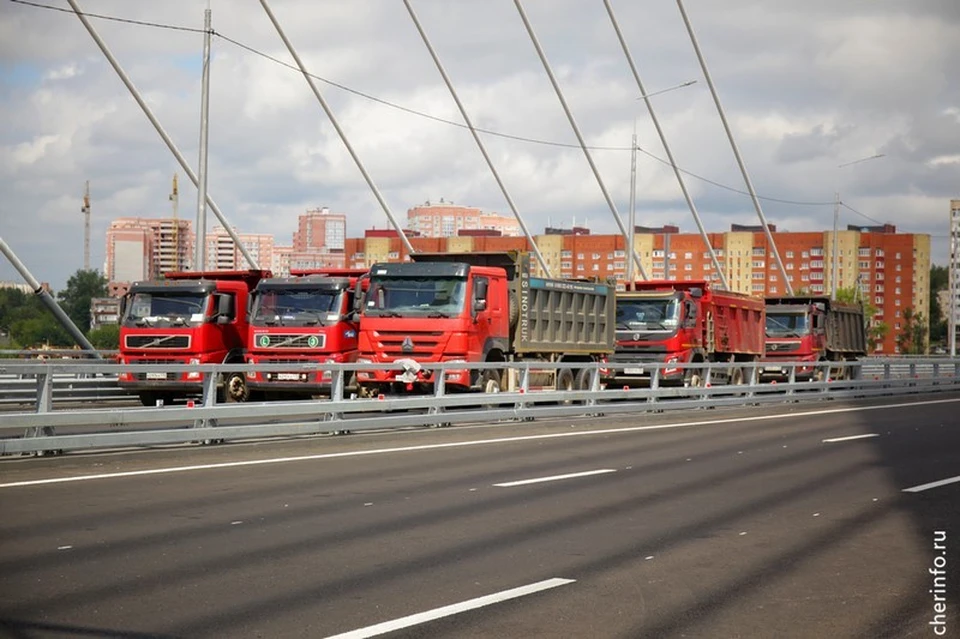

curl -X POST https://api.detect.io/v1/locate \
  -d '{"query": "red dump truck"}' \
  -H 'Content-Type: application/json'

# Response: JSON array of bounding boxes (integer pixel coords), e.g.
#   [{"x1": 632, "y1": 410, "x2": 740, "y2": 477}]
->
[
  {"x1": 760, "y1": 296, "x2": 867, "y2": 381},
  {"x1": 117, "y1": 269, "x2": 271, "y2": 406},
  {"x1": 611, "y1": 280, "x2": 765, "y2": 386},
  {"x1": 243, "y1": 268, "x2": 367, "y2": 400},
  {"x1": 356, "y1": 251, "x2": 615, "y2": 395}
]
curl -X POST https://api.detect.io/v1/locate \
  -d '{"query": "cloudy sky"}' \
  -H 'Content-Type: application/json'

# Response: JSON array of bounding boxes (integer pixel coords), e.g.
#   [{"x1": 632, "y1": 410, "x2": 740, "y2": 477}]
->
[{"x1": 1, "y1": 0, "x2": 958, "y2": 291}]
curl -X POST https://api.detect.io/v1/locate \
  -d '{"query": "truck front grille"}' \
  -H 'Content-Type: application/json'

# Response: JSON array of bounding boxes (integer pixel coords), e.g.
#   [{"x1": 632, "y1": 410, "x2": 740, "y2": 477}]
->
[
  {"x1": 372, "y1": 331, "x2": 445, "y2": 359},
  {"x1": 125, "y1": 335, "x2": 190, "y2": 349}
]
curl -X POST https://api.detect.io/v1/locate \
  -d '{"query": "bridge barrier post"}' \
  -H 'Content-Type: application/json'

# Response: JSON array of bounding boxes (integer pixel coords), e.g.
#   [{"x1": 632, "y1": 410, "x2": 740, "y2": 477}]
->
[
  {"x1": 884, "y1": 363, "x2": 892, "y2": 380},
  {"x1": 933, "y1": 362, "x2": 940, "y2": 385},
  {"x1": 649, "y1": 366, "x2": 660, "y2": 404},
  {"x1": 787, "y1": 364, "x2": 796, "y2": 397},
  {"x1": 327, "y1": 367, "x2": 345, "y2": 425},
  {"x1": 429, "y1": 366, "x2": 445, "y2": 416},
  {"x1": 24, "y1": 369, "x2": 56, "y2": 453},
  {"x1": 195, "y1": 371, "x2": 219, "y2": 432}
]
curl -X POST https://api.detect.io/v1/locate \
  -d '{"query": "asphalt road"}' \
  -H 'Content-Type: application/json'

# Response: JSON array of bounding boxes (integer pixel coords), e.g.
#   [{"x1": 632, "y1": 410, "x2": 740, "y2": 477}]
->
[{"x1": 0, "y1": 392, "x2": 957, "y2": 638}]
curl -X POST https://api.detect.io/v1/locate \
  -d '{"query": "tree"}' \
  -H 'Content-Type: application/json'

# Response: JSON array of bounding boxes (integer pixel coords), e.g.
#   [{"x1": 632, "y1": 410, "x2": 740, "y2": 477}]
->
[
  {"x1": 835, "y1": 285, "x2": 888, "y2": 345},
  {"x1": 896, "y1": 307, "x2": 928, "y2": 354},
  {"x1": 87, "y1": 324, "x2": 120, "y2": 350},
  {"x1": 56, "y1": 269, "x2": 108, "y2": 334},
  {"x1": 929, "y1": 265, "x2": 949, "y2": 345}
]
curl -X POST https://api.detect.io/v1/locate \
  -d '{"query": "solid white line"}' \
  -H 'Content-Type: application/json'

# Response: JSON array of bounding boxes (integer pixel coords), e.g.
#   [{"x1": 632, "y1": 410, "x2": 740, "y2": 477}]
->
[
  {"x1": 494, "y1": 469, "x2": 617, "y2": 487},
  {"x1": 903, "y1": 475, "x2": 960, "y2": 493},
  {"x1": 323, "y1": 577, "x2": 575, "y2": 639},
  {"x1": 822, "y1": 433, "x2": 880, "y2": 443},
  {"x1": 3, "y1": 396, "x2": 958, "y2": 489}
]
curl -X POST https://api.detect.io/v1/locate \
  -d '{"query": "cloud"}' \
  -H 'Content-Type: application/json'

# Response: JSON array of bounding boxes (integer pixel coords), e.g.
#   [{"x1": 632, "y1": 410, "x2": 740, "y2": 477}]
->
[{"x1": 0, "y1": 0, "x2": 958, "y2": 292}]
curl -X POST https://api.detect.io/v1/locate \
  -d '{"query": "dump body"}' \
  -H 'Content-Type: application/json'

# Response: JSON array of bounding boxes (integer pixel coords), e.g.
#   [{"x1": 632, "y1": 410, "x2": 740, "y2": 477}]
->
[
  {"x1": 117, "y1": 270, "x2": 271, "y2": 405},
  {"x1": 357, "y1": 251, "x2": 615, "y2": 394},
  {"x1": 761, "y1": 296, "x2": 867, "y2": 381},
  {"x1": 244, "y1": 269, "x2": 367, "y2": 398},
  {"x1": 611, "y1": 280, "x2": 765, "y2": 386}
]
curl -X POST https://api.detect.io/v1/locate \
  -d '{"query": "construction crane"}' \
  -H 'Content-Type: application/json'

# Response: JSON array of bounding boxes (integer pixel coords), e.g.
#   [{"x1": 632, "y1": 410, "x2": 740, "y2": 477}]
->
[
  {"x1": 169, "y1": 173, "x2": 179, "y2": 271},
  {"x1": 81, "y1": 180, "x2": 91, "y2": 270}
]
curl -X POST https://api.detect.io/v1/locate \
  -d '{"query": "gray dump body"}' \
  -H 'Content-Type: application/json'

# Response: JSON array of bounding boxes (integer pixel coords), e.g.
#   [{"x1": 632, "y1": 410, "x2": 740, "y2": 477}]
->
[{"x1": 410, "y1": 251, "x2": 616, "y2": 357}]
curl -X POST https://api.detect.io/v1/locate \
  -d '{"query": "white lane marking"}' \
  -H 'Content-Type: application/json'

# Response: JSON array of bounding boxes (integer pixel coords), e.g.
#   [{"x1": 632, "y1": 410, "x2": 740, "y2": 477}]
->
[
  {"x1": 494, "y1": 469, "x2": 616, "y2": 487},
  {"x1": 903, "y1": 475, "x2": 960, "y2": 493},
  {"x1": 323, "y1": 577, "x2": 575, "y2": 639},
  {"x1": 822, "y1": 433, "x2": 880, "y2": 443},
  {"x1": 3, "y1": 396, "x2": 958, "y2": 489}
]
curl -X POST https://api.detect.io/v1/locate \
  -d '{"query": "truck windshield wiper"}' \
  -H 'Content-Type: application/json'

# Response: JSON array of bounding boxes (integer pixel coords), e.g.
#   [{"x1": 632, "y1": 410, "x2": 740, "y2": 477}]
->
[
  {"x1": 426, "y1": 311, "x2": 450, "y2": 318},
  {"x1": 377, "y1": 310, "x2": 402, "y2": 318}
]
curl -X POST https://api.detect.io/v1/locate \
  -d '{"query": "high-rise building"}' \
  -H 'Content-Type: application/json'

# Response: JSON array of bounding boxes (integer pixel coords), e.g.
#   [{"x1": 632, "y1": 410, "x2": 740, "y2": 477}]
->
[
  {"x1": 205, "y1": 226, "x2": 275, "y2": 271},
  {"x1": 294, "y1": 207, "x2": 346, "y2": 252},
  {"x1": 104, "y1": 217, "x2": 193, "y2": 284},
  {"x1": 406, "y1": 200, "x2": 521, "y2": 238}
]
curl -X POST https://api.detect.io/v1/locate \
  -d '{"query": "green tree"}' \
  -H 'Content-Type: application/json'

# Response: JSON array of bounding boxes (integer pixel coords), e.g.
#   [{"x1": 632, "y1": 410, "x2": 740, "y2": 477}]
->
[
  {"x1": 9, "y1": 315, "x2": 72, "y2": 349},
  {"x1": 835, "y1": 285, "x2": 887, "y2": 344},
  {"x1": 929, "y1": 265, "x2": 948, "y2": 345},
  {"x1": 87, "y1": 324, "x2": 120, "y2": 350},
  {"x1": 896, "y1": 307, "x2": 928, "y2": 354},
  {"x1": 57, "y1": 269, "x2": 108, "y2": 334}
]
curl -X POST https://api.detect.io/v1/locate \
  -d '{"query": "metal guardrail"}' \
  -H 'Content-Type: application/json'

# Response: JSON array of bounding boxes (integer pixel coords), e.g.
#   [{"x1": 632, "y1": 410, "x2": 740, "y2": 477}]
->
[{"x1": 1, "y1": 357, "x2": 958, "y2": 456}]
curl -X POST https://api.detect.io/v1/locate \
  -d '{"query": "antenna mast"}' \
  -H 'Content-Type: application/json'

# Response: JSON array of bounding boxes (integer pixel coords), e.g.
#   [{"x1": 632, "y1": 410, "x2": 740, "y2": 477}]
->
[{"x1": 81, "y1": 180, "x2": 91, "y2": 270}]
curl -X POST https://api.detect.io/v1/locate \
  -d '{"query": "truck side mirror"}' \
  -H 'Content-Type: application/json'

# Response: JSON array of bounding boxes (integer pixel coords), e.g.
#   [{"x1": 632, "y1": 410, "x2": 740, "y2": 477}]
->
[
  {"x1": 690, "y1": 287, "x2": 704, "y2": 299},
  {"x1": 216, "y1": 295, "x2": 234, "y2": 324},
  {"x1": 475, "y1": 299, "x2": 487, "y2": 312}
]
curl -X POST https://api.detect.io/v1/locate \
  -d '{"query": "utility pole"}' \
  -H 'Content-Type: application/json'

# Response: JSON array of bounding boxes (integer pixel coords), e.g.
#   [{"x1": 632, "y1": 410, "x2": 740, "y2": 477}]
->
[
  {"x1": 169, "y1": 173, "x2": 180, "y2": 271},
  {"x1": 81, "y1": 181, "x2": 91, "y2": 271},
  {"x1": 195, "y1": 6, "x2": 212, "y2": 272}
]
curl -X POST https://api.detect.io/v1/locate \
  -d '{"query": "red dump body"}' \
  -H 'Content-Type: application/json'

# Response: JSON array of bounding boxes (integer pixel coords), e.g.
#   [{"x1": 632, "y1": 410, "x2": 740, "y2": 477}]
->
[{"x1": 611, "y1": 280, "x2": 765, "y2": 385}]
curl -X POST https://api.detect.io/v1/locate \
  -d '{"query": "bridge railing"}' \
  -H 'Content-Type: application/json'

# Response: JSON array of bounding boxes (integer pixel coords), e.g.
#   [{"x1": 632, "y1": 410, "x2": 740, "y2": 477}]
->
[{"x1": 1, "y1": 357, "x2": 958, "y2": 456}]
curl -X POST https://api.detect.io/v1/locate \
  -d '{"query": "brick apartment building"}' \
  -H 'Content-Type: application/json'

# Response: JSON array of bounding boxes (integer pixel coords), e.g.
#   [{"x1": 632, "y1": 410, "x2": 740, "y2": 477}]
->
[
  {"x1": 342, "y1": 224, "x2": 930, "y2": 354},
  {"x1": 406, "y1": 200, "x2": 521, "y2": 238}
]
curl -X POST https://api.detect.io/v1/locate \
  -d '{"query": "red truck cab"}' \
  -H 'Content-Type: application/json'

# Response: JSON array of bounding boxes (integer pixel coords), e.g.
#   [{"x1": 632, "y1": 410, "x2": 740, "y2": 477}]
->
[
  {"x1": 117, "y1": 269, "x2": 271, "y2": 406},
  {"x1": 357, "y1": 259, "x2": 509, "y2": 394},
  {"x1": 612, "y1": 280, "x2": 765, "y2": 386},
  {"x1": 244, "y1": 269, "x2": 367, "y2": 399}
]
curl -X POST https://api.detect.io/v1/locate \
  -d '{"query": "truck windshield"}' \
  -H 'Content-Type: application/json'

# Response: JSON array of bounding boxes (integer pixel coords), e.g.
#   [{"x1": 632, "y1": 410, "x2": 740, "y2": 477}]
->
[
  {"x1": 616, "y1": 298, "x2": 680, "y2": 332},
  {"x1": 765, "y1": 312, "x2": 809, "y2": 337},
  {"x1": 123, "y1": 292, "x2": 207, "y2": 328},
  {"x1": 365, "y1": 277, "x2": 466, "y2": 317},
  {"x1": 250, "y1": 289, "x2": 343, "y2": 326}
]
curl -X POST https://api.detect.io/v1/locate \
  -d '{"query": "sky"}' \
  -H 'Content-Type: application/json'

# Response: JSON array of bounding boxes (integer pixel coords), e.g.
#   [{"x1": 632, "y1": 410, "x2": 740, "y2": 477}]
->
[{"x1": 1, "y1": 0, "x2": 958, "y2": 292}]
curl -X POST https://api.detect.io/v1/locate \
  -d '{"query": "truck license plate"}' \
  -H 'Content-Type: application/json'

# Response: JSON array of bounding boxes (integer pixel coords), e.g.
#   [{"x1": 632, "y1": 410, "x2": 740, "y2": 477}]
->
[
  {"x1": 276, "y1": 373, "x2": 301, "y2": 381},
  {"x1": 624, "y1": 367, "x2": 645, "y2": 375},
  {"x1": 146, "y1": 372, "x2": 167, "y2": 380}
]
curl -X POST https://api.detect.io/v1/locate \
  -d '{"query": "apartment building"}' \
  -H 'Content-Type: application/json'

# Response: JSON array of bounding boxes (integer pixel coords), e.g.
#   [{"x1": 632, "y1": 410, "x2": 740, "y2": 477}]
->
[
  {"x1": 406, "y1": 201, "x2": 521, "y2": 238},
  {"x1": 104, "y1": 217, "x2": 193, "y2": 287},
  {"x1": 204, "y1": 226, "x2": 276, "y2": 271},
  {"x1": 340, "y1": 224, "x2": 929, "y2": 354}
]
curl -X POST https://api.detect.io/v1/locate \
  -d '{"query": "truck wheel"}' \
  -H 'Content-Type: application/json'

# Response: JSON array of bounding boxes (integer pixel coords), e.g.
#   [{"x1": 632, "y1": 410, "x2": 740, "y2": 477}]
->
[
  {"x1": 684, "y1": 369, "x2": 703, "y2": 388},
  {"x1": 482, "y1": 370, "x2": 502, "y2": 394},
  {"x1": 557, "y1": 368, "x2": 575, "y2": 404},
  {"x1": 224, "y1": 372, "x2": 249, "y2": 402},
  {"x1": 731, "y1": 367, "x2": 745, "y2": 386},
  {"x1": 139, "y1": 392, "x2": 160, "y2": 407},
  {"x1": 508, "y1": 294, "x2": 519, "y2": 328}
]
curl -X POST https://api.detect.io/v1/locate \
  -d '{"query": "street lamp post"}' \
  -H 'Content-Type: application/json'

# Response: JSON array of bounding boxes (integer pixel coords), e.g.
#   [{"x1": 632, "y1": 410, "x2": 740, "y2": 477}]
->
[{"x1": 831, "y1": 153, "x2": 885, "y2": 299}]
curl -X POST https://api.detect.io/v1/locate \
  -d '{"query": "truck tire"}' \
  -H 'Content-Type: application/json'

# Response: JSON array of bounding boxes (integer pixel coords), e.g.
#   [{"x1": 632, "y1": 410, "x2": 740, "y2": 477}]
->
[
  {"x1": 508, "y1": 293, "x2": 519, "y2": 328},
  {"x1": 223, "y1": 372, "x2": 249, "y2": 402},
  {"x1": 557, "y1": 368, "x2": 575, "y2": 404}
]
